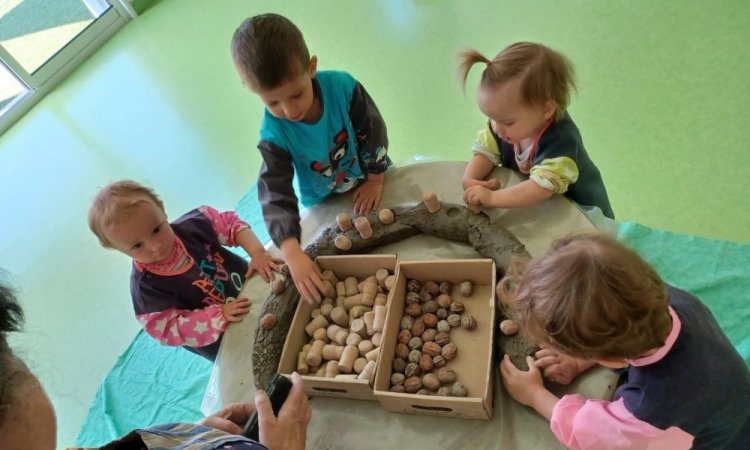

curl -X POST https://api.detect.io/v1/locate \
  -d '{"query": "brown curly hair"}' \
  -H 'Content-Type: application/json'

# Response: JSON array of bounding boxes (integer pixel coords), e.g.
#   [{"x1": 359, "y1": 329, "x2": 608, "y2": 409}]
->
[{"x1": 497, "y1": 233, "x2": 672, "y2": 359}]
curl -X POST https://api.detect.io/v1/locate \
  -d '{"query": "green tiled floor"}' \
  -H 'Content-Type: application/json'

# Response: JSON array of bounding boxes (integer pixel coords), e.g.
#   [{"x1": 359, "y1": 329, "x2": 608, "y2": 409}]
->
[{"x1": 0, "y1": 0, "x2": 748, "y2": 446}]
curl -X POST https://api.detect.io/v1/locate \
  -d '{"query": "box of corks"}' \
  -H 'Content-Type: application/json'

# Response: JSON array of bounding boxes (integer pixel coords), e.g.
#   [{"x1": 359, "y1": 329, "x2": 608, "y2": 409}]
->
[
  {"x1": 373, "y1": 259, "x2": 496, "y2": 419},
  {"x1": 278, "y1": 254, "x2": 398, "y2": 401}
]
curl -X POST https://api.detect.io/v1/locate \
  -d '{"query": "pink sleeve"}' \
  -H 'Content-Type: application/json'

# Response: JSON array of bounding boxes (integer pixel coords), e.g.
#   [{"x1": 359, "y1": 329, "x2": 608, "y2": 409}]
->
[
  {"x1": 198, "y1": 205, "x2": 250, "y2": 246},
  {"x1": 136, "y1": 305, "x2": 228, "y2": 348},
  {"x1": 551, "y1": 395, "x2": 694, "y2": 450}
]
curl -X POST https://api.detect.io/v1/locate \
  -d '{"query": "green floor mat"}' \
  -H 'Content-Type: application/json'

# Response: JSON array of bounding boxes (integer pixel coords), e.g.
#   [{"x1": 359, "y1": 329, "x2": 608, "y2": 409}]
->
[
  {"x1": 74, "y1": 331, "x2": 211, "y2": 446},
  {"x1": 75, "y1": 222, "x2": 750, "y2": 445}
]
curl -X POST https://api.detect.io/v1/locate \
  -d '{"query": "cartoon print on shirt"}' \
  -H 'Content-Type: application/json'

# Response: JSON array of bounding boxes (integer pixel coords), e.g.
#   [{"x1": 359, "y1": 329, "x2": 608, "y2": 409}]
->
[{"x1": 310, "y1": 128, "x2": 358, "y2": 191}]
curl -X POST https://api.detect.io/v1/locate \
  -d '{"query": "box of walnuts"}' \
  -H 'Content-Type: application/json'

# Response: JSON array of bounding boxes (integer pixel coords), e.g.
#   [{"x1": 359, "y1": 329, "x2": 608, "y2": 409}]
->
[
  {"x1": 373, "y1": 259, "x2": 496, "y2": 419},
  {"x1": 278, "y1": 254, "x2": 398, "y2": 401}
]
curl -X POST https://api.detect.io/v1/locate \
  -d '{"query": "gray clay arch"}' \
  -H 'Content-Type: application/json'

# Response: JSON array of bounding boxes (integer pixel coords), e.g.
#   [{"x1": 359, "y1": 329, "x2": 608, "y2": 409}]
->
[{"x1": 252, "y1": 201, "x2": 529, "y2": 387}]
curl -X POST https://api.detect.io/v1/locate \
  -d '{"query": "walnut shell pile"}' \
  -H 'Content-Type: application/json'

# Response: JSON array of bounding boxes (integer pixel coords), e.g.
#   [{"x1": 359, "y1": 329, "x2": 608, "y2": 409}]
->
[{"x1": 389, "y1": 277, "x2": 476, "y2": 397}]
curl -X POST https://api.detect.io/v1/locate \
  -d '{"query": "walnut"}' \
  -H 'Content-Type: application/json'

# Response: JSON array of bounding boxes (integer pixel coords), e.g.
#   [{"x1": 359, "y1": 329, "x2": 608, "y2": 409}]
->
[
  {"x1": 390, "y1": 373, "x2": 405, "y2": 386},
  {"x1": 392, "y1": 357, "x2": 407, "y2": 373},
  {"x1": 400, "y1": 316, "x2": 414, "y2": 331},
  {"x1": 422, "y1": 300, "x2": 438, "y2": 314},
  {"x1": 437, "y1": 367, "x2": 457, "y2": 384},
  {"x1": 461, "y1": 314, "x2": 477, "y2": 330},
  {"x1": 390, "y1": 384, "x2": 406, "y2": 393},
  {"x1": 416, "y1": 389, "x2": 431, "y2": 396},
  {"x1": 436, "y1": 308, "x2": 448, "y2": 320},
  {"x1": 398, "y1": 329, "x2": 412, "y2": 344},
  {"x1": 423, "y1": 313, "x2": 439, "y2": 328},
  {"x1": 419, "y1": 353, "x2": 434, "y2": 372},
  {"x1": 441, "y1": 343, "x2": 458, "y2": 361},
  {"x1": 404, "y1": 362, "x2": 421, "y2": 378},
  {"x1": 395, "y1": 343, "x2": 410, "y2": 359},
  {"x1": 432, "y1": 355, "x2": 447, "y2": 368},
  {"x1": 423, "y1": 280, "x2": 440, "y2": 295},
  {"x1": 451, "y1": 382, "x2": 468, "y2": 397},
  {"x1": 437, "y1": 386, "x2": 452, "y2": 397},
  {"x1": 378, "y1": 208, "x2": 395, "y2": 224},
  {"x1": 434, "y1": 332, "x2": 450, "y2": 346},
  {"x1": 421, "y1": 328, "x2": 437, "y2": 342},
  {"x1": 436, "y1": 294, "x2": 452, "y2": 308},
  {"x1": 419, "y1": 290, "x2": 433, "y2": 303},
  {"x1": 408, "y1": 349, "x2": 422, "y2": 364},
  {"x1": 405, "y1": 292, "x2": 421, "y2": 305},
  {"x1": 404, "y1": 376, "x2": 423, "y2": 393},
  {"x1": 437, "y1": 320, "x2": 451, "y2": 333},
  {"x1": 439, "y1": 281, "x2": 453, "y2": 295},
  {"x1": 422, "y1": 373, "x2": 441, "y2": 391},
  {"x1": 500, "y1": 319, "x2": 519, "y2": 335},
  {"x1": 449, "y1": 302, "x2": 465, "y2": 314},
  {"x1": 447, "y1": 314, "x2": 462, "y2": 328},
  {"x1": 408, "y1": 336, "x2": 423, "y2": 351},
  {"x1": 405, "y1": 303, "x2": 422, "y2": 317},
  {"x1": 271, "y1": 279, "x2": 285, "y2": 294},
  {"x1": 422, "y1": 341, "x2": 442, "y2": 357},
  {"x1": 459, "y1": 280, "x2": 473, "y2": 297},
  {"x1": 411, "y1": 318, "x2": 425, "y2": 337},
  {"x1": 407, "y1": 279, "x2": 421, "y2": 293},
  {"x1": 260, "y1": 313, "x2": 277, "y2": 330}
]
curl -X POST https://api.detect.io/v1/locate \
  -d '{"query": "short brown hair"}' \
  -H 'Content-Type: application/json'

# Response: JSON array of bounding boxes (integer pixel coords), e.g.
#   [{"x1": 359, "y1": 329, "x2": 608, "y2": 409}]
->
[
  {"x1": 458, "y1": 42, "x2": 576, "y2": 121},
  {"x1": 231, "y1": 13, "x2": 310, "y2": 90},
  {"x1": 498, "y1": 233, "x2": 672, "y2": 359},
  {"x1": 88, "y1": 180, "x2": 165, "y2": 248}
]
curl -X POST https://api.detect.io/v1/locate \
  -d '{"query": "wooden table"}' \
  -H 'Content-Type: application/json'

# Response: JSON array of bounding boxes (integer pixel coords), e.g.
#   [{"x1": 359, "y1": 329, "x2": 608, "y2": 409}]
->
[{"x1": 205, "y1": 161, "x2": 618, "y2": 450}]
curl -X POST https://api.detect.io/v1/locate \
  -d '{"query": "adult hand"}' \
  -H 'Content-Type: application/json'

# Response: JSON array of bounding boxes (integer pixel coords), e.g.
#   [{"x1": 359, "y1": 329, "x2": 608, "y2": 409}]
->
[
  {"x1": 222, "y1": 298, "x2": 251, "y2": 322},
  {"x1": 286, "y1": 250, "x2": 324, "y2": 305},
  {"x1": 199, "y1": 402, "x2": 254, "y2": 435},
  {"x1": 463, "y1": 185, "x2": 493, "y2": 208},
  {"x1": 246, "y1": 251, "x2": 284, "y2": 283},
  {"x1": 352, "y1": 178, "x2": 384, "y2": 215},
  {"x1": 533, "y1": 347, "x2": 596, "y2": 385},
  {"x1": 256, "y1": 372, "x2": 311, "y2": 450}
]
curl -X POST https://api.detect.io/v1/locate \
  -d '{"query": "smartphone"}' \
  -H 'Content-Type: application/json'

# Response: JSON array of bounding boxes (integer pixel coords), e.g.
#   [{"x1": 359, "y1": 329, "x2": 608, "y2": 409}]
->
[{"x1": 242, "y1": 373, "x2": 293, "y2": 441}]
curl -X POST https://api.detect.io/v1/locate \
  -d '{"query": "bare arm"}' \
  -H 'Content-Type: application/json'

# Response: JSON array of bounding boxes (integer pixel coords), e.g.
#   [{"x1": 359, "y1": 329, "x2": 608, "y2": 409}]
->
[{"x1": 462, "y1": 154, "x2": 497, "y2": 190}]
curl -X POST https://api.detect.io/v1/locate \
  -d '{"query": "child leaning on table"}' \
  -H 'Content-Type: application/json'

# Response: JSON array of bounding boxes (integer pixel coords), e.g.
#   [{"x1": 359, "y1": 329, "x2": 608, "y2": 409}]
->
[
  {"x1": 88, "y1": 180, "x2": 282, "y2": 361},
  {"x1": 498, "y1": 233, "x2": 750, "y2": 450},
  {"x1": 459, "y1": 42, "x2": 614, "y2": 223},
  {"x1": 231, "y1": 13, "x2": 392, "y2": 304}
]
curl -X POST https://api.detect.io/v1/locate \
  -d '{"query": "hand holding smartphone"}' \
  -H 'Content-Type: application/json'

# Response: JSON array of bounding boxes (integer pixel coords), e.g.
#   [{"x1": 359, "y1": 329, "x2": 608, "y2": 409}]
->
[{"x1": 242, "y1": 373, "x2": 293, "y2": 441}]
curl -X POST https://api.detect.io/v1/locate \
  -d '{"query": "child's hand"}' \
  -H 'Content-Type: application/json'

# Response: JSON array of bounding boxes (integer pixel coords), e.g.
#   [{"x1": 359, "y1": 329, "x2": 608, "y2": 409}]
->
[
  {"x1": 463, "y1": 185, "x2": 493, "y2": 208},
  {"x1": 500, "y1": 354, "x2": 545, "y2": 407},
  {"x1": 353, "y1": 177, "x2": 384, "y2": 215},
  {"x1": 222, "y1": 297, "x2": 251, "y2": 322},
  {"x1": 246, "y1": 251, "x2": 285, "y2": 283},
  {"x1": 533, "y1": 347, "x2": 596, "y2": 385},
  {"x1": 286, "y1": 251, "x2": 324, "y2": 305},
  {"x1": 463, "y1": 177, "x2": 501, "y2": 191}
]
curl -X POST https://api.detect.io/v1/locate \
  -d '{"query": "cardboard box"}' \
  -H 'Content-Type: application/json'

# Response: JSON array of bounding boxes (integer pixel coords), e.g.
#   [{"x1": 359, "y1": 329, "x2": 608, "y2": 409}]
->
[
  {"x1": 373, "y1": 259, "x2": 496, "y2": 419},
  {"x1": 278, "y1": 254, "x2": 398, "y2": 401}
]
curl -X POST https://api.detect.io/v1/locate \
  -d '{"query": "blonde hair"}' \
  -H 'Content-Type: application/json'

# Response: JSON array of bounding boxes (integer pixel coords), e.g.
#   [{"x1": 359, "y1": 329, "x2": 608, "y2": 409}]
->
[
  {"x1": 231, "y1": 13, "x2": 310, "y2": 90},
  {"x1": 458, "y1": 42, "x2": 576, "y2": 121},
  {"x1": 88, "y1": 180, "x2": 165, "y2": 248},
  {"x1": 498, "y1": 233, "x2": 672, "y2": 359}
]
